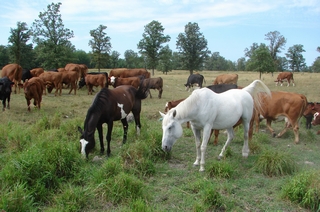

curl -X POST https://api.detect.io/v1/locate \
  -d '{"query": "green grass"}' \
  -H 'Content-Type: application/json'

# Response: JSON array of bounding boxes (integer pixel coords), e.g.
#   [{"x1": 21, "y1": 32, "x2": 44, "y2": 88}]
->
[{"x1": 0, "y1": 70, "x2": 320, "y2": 211}]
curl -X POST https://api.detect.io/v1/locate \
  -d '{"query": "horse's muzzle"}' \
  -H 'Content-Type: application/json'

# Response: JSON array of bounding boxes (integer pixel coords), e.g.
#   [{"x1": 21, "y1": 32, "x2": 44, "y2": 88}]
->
[{"x1": 162, "y1": 145, "x2": 171, "y2": 152}]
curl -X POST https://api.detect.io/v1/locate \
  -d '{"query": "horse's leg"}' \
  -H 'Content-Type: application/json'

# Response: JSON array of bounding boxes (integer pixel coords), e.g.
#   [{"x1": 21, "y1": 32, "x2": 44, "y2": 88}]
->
[
  {"x1": 266, "y1": 119, "x2": 276, "y2": 137},
  {"x1": 242, "y1": 122, "x2": 250, "y2": 158},
  {"x1": 96, "y1": 124, "x2": 105, "y2": 154},
  {"x1": 199, "y1": 126, "x2": 212, "y2": 172},
  {"x1": 218, "y1": 128, "x2": 234, "y2": 160},
  {"x1": 106, "y1": 122, "x2": 113, "y2": 157},
  {"x1": 121, "y1": 118, "x2": 129, "y2": 144},
  {"x1": 192, "y1": 127, "x2": 202, "y2": 168}
]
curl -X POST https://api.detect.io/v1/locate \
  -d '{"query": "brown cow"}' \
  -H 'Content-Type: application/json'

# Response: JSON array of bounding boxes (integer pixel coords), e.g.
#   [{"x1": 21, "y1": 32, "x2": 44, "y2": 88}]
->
[
  {"x1": 78, "y1": 64, "x2": 88, "y2": 78},
  {"x1": 23, "y1": 77, "x2": 45, "y2": 111},
  {"x1": 39, "y1": 71, "x2": 63, "y2": 96},
  {"x1": 143, "y1": 77, "x2": 163, "y2": 99},
  {"x1": 109, "y1": 68, "x2": 150, "y2": 78},
  {"x1": 109, "y1": 76, "x2": 140, "y2": 89},
  {"x1": 84, "y1": 73, "x2": 108, "y2": 95},
  {"x1": 213, "y1": 73, "x2": 238, "y2": 85},
  {"x1": 1, "y1": 63, "x2": 23, "y2": 94},
  {"x1": 255, "y1": 91, "x2": 307, "y2": 144},
  {"x1": 303, "y1": 102, "x2": 320, "y2": 129},
  {"x1": 275, "y1": 72, "x2": 295, "y2": 86},
  {"x1": 30, "y1": 68, "x2": 44, "y2": 77},
  {"x1": 311, "y1": 112, "x2": 320, "y2": 134},
  {"x1": 60, "y1": 70, "x2": 78, "y2": 95},
  {"x1": 65, "y1": 63, "x2": 81, "y2": 80}
]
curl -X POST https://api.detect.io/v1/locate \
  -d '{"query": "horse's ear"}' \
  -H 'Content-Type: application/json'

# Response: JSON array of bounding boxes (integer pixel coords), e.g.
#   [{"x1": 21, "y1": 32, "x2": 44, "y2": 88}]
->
[
  {"x1": 77, "y1": 126, "x2": 83, "y2": 134},
  {"x1": 159, "y1": 111, "x2": 165, "y2": 118}
]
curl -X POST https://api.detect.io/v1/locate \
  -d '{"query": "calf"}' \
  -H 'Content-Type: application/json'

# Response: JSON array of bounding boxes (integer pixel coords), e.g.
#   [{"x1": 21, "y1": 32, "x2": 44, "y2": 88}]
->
[
  {"x1": 303, "y1": 102, "x2": 320, "y2": 129},
  {"x1": 311, "y1": 112, "x2": 320, "y2": 134},
  {"x1": 184, "y1": 74, "x2": 205, "y2": 91},
  {"x1": 275, "y1": 72, "x2": 295, "y2": 86},
  {"x1": 0, "y1": 77, "x2": 14, "y2": 111},
  {"x1": 143, "y1": 77, "x2": 163, "y2": 98},
  {"x1": 213, "y1": 73, "x2": 238, "y2": 85},
  {"x1": 255, "y1": 91, "x2": 307, "y2": 144},
  {"x1": 109, "y1": 76, "x2": 140, "y2": 89},
  {"x1": 82, "y1": 73, "x2": 108, "y2": 95},
  {"x1": 23, "y1": 77, "x2": 45, "y2": 111},
  {"x1": 39, "y1": 71, "x2": 63, "y2": 96}
]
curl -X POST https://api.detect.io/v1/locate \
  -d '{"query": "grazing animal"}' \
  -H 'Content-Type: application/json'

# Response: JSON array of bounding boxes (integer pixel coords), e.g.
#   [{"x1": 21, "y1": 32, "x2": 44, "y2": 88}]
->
[
  {"x1": 311, "y1": 112, "x2": 320, "y2": 134},
  {"x1": 39, "y1": 71, "x2": 63, "y2": 96},
  {"x1": 109, "y1": 76, "x2": 140, "y2": 89},
  {"x1": 79, "y1": 73, "x2": 108, "y2": 95},
  {"x1": 184, "y1": 74, "x2": 205, "y2": 91},
  {"x1": 275, "y1": 72, "x2": 295, "y2": 86},
  {"x1": 160, "y1": 80, "x2": 271, "y2": 172},
  {"x1": 213, "y1": 73, "x2": 238, "y2": 85},
  {"x1": 164, "y1": 84, "x2": 240, "y2": 145},
  {"x1": 0, "y1": 77, "x2": 14, "y2": 111},
  {"x1": 255, "y1": 91, "x2": 307, "y2": 144},
  {"x1": 142, "y1": 77, "x2": 163, "y2": 99},
  {"x1": 60, "y1": 70, "x2": 79, "y2": 95},
  {"x1": 77, "y1": 83, "x2": 149, "y2": 158},
  {"x1": 109, "y1": 68, "x2": 150, "y2": 78},
  {"x1": 30, "y1": 68, "x2": 44, "y2": 77},
  {"x1": 23, "y1": 77, "x2": 45, "y2": 111},
  {"x1": 303, "y1": 102, "x2": 320, "y2": 129},
  {"x1": 1, "y1": 63, "x2": 23, "y2": 94},
  {"x1": 22, "y1": 68, "x2": 45, "y2": 82}
]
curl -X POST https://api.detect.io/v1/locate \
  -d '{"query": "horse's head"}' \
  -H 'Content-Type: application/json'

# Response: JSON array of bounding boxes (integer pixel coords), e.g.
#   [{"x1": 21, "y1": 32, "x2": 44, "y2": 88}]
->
[
  {"x1": 77, "y1": 126, "x2": 92, "y2": 158},
  {"x1": 159, "y1": 110, "x2": 183, "y2": 152}
]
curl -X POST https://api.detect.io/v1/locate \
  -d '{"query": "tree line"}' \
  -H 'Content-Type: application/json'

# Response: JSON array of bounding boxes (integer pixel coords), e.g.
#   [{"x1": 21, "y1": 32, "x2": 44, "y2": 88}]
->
[{"x1": 0, "y1": 2, "x2": 319, "y2": 75}]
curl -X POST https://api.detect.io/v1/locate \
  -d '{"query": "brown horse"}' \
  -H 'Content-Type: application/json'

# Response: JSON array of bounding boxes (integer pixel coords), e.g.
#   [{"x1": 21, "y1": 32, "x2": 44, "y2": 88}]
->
[{"x1": 78, "y1": 81, "x2": 149, "y2": 159}]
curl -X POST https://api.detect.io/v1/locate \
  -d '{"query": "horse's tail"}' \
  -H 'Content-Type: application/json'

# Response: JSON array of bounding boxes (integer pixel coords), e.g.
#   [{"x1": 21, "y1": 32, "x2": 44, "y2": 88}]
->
[
  {"x1": 136, "y1": 78, "x2": 150, "y2": 100},
  {"x1": 242, "y1": 80, "x2": 271, "y2": 113}
]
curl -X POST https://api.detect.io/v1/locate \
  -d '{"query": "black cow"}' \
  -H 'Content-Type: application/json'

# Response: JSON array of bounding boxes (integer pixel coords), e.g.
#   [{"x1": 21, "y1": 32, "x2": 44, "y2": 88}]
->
[
  {"x1": 22, "y1": 69, "x2": 33, "y2": 82},
  {"x1": 206, "y1": 83, "x2": 238, "y2": 93},
  {"x1": 0, "y1": 77, "x2": 14, "y2": 111},
  {"x1": 184, "y1": 74, "x2": 205, "y2": 91}
]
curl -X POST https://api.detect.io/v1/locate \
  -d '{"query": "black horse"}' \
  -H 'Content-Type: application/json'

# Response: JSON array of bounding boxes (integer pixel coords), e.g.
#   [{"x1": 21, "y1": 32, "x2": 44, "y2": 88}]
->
[{"x1": 78, "y1": 81, "x2": 149, "y2": 159}]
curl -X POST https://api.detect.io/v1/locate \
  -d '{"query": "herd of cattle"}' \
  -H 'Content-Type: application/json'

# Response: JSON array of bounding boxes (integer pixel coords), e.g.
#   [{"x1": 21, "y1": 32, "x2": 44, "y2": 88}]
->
[
  {"x1": 1, "y1": 63, "x2": 320, "y2": 144},
  {"x1": 0, "y1": 63, "x2": 163, "y2": 111}
]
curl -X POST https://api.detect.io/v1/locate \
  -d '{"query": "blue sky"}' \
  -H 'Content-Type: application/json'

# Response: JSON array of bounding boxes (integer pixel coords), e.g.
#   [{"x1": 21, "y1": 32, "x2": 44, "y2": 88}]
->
[{"x1": 0, "y1": 0, "x2": 319, "y2": 66}]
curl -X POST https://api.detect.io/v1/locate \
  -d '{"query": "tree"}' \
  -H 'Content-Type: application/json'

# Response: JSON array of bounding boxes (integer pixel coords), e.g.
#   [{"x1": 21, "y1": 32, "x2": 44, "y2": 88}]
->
[
  {"x1": 285, "y1": 44, "x2": 306, "y2": 72},
  {"x1": 138, "y1": 20, "x2": 170, "y2": 75},
  {"x1": 265, "y1": 31, "x2": 287, "y2": 70},
  {"x1": 244, "y1": 43, "x2": 259, "y2": 59},
  {"x1": 171, "y1": 52, "x2": 184, "y2": 70},
  {"x1": 205, "y1": 52, "x2": 229, "y2": 71},
  {"x1": 157, "y1": 45, "x2": 173, "y2": 74},
  {"x1": 88, "y1": 24, "x2": 111, "y2": 71},
  {"x1": 8, "y1": 22, "x2": 32, "y2": 67},
  {"x1": 311, "y1": 47, "x2": 320, "y2": 73},
  {"x1": 0, "y1": 45, "x2": 10, "y2": 68},
  {"x1": 237, "y1": 57, "x2": 246, "y2": 71},
  {"x1": 124, "y1": 50, "x2": 139, "y2": 68},
  {"x1": 73, "y1": 50, "x2": 91, "y2": 67},
  {"x1": 246, "y1": 43, "x2": 275, "y2": 79},
  {"x1": 176, "y1": 22, "x2": 210, "y2": 75},
  {"x1": 109, "y1": 51, "x2": 120, "y2": 68},
  {"x1": 31, "y1": 2, "x2": 75, "y2": 69}
]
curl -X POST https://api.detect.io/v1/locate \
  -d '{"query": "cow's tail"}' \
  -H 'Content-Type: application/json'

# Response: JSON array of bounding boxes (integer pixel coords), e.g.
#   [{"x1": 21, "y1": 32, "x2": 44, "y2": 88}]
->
[
  {"x1": 242, "y1": 80, "x2": 271, "y2": 113},
  {"x1": 136, "y1": 78, "x2": 150, "y2": 100}
]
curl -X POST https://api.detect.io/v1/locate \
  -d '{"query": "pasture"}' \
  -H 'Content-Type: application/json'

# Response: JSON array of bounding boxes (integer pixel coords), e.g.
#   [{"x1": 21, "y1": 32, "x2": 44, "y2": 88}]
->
[{"x1": 1, "y1": 70, "x2": 320, "y2": 211}]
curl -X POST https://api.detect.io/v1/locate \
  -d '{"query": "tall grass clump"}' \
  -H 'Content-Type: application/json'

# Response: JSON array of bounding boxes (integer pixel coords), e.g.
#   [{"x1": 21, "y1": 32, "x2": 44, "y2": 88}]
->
[
  {"x1": 206, "y1": 160, "x2": 236, "y2": 179},
  {"x1": 282, "y1": 170, "x2": 320, "y2": 211},
  {"x1": 254, "y1": 148, "x2": 297, "y2": 177}
]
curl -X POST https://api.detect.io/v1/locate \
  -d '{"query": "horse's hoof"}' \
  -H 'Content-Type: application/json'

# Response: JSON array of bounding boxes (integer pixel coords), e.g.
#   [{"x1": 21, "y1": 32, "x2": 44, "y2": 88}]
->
[
  {"x1": 193, "y1": 163, "x2": 199, "y2": 167},
  {"x1": 217, "y1": 156, "x2": 222, "y2": 161}
]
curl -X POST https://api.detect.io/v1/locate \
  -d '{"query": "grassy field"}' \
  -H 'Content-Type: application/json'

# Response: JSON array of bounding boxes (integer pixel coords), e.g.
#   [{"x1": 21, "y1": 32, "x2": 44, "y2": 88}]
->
[{"x1": 1, "y1": 70, "x2": 320, "y2": 211}]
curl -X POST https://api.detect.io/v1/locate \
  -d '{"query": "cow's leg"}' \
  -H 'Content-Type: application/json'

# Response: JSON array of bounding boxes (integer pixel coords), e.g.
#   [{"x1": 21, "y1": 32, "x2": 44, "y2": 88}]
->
[
  {"x1": 2, "y1": 99, "x2": 5, "y2": 111},
  {"x1": 26, "y1": 99, "x2": 31, "y2": 111},
  {"x1": 7, "y1": 95, "x2": 10, "y2": 109},
  {"x1": 158, "y1": 88, "x2": 163, "y2": 99},
  {"x1": 121, "y1": 118, "x2": 129, "y2": 144},
  {"x1": 213, "y1": 129, "x2": 219, "y2": 145},
  {"x1": 149, "y1": 90, "x2": 152, "y2": 98},
  {"x1": 276, "y1": 120, "x2": 291, "y2": 138},
  {"x1": 292, "y1": 124, "x2": 300, "y2": 144}
]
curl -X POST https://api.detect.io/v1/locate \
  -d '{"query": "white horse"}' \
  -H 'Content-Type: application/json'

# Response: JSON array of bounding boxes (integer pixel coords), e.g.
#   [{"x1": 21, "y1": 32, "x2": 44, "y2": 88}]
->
[{"x1": 159, "y1": 80, "x2": 271, "y2": 172}]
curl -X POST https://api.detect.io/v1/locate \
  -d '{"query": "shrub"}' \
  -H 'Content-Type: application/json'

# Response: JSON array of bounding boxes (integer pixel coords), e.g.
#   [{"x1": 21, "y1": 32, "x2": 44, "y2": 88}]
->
[
  {"x1": 282, "y1": 170, "x2": 320, "y2": 211},
  {"x1": 254, "y1": 148, "x2": 297, "y2": 177}
]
